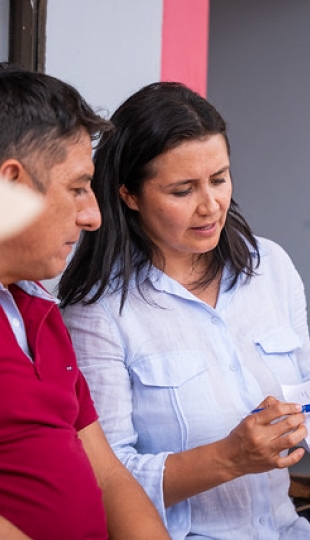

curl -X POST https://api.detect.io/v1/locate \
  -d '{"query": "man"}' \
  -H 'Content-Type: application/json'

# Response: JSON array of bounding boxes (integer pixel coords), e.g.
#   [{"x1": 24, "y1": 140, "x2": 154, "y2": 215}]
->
[{"x1": 0, "y1": 64, "x2": 170, "y2": 540}]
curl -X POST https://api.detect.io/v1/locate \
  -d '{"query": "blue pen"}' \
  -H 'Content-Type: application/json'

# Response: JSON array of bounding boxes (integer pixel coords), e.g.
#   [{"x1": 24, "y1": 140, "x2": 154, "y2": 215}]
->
[{"x1": 251, "y1": 404, "x2": 310, "y2": 414}]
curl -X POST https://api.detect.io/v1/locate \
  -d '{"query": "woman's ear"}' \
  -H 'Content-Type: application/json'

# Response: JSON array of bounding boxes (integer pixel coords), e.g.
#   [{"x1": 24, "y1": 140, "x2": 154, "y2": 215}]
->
[{"x1": 119, "y1": 184, "x2": 140, "y2": 211}]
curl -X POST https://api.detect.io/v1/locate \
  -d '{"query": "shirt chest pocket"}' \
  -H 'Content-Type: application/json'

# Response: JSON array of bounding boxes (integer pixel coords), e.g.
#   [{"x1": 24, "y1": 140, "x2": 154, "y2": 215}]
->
[
  {"x1": 130, "y1": 351, "x2": 208, "y2": 389},
  {"x1": 254, "y1": 326, "x2": 302, "y2": 384},
  {"x1": 129, "y1": 353, "x2": 212, "y2": 451}
]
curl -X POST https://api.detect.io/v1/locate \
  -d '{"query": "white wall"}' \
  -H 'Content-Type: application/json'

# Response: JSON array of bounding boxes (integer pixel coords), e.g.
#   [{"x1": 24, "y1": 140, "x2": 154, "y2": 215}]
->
[{"x1": 45, "y1": 0, "x2": 163, "y2": 117}]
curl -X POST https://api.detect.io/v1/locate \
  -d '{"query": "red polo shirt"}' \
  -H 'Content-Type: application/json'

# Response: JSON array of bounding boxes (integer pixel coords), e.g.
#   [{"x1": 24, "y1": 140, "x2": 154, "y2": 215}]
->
[{"x1": 0, "y1": 283, "x2": 108, "y2": 540}]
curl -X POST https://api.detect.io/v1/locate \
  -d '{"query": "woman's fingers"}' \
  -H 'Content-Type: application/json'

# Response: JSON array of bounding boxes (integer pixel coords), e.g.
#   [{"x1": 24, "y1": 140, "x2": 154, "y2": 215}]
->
[
  {"x1": 277, "y1": 446, "x2": 305, "y2": 468},
  {"x1": 226, "y1": 399, "x2": 307, "y2": 475},
  {"x1": 253, "y1": 398, "x2": 303, "y2": 423}
]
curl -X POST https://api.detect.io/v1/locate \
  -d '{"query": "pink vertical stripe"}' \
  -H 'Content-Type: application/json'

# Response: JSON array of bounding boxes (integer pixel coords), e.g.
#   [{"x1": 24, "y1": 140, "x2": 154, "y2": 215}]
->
[{"x1": 161, "y1": 0, "x2": 210, "y2": 97}]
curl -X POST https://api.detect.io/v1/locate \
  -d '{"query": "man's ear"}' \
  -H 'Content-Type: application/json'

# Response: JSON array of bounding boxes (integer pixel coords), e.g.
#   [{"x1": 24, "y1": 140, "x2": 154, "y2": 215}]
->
[
  {"x1": 119, "y1": 184, "x2": 139, "y2": 211},
  {"x1": 0, "y1": 159, "x2": 38, "y2": 194},
  {"x1": 0, "y1": 159, "x2": 24, "y2": 184}
]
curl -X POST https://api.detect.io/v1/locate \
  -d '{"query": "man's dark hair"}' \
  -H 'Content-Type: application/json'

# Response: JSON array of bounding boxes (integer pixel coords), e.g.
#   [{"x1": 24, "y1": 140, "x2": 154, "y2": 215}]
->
[{"x1": 0, "y1": 63, "x2": 113, "y2": 191}]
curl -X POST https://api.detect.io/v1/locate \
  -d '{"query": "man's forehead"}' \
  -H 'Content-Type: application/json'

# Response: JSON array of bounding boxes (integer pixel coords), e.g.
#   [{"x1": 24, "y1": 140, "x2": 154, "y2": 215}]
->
[{"x1": 48, "y1": 134, "x2": 93, "y2": 176}]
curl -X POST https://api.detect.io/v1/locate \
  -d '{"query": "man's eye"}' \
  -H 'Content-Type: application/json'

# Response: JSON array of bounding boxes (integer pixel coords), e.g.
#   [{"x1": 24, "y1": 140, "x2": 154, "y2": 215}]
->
[{"x1": 73, "y1": 188, "x2": 87, "y2": 196}]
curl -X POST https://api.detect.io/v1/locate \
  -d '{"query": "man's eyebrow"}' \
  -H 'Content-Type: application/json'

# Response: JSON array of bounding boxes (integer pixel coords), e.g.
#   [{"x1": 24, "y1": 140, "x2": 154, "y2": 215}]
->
[{"x1": 75, "y1": 174, "x2": 93, "y2": 183}]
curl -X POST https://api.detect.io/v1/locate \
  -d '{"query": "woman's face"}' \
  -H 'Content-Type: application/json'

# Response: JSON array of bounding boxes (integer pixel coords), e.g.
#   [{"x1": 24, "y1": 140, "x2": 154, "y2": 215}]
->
[{"x1": 119, "y1": 134, "x2": 232, "y2": 269}]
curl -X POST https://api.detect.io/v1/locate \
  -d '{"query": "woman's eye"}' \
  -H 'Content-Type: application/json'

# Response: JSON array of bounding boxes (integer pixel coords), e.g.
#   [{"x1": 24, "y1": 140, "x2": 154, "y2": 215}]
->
[
  {"x1": 173, "y1": 189, "x2": 192, "y2": 197},
  {"x1": 212, "y1": 177, "x2": 226, "y2": 185}
]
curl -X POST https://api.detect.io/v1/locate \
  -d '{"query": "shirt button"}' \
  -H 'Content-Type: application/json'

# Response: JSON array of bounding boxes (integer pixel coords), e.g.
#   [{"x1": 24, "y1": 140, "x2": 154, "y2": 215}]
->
[
  {"x1": 230, "y1": 364, "x2": 238, "y2": 371},
  {"x1": 211, "y1": 317, "x2": 219, "y2": 324},
  {"x1": 12, "y1": 318, "x2": 20, "y2": 328},
  {"x1": 259, "y1": 517, "x2": 266, "y2": 526}
]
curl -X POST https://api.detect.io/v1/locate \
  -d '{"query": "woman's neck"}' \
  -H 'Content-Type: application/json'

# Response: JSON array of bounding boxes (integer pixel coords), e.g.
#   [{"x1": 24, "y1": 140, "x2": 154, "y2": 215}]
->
[{"x1": 153, "y1": 252, "x2": 221, "y2": 307}]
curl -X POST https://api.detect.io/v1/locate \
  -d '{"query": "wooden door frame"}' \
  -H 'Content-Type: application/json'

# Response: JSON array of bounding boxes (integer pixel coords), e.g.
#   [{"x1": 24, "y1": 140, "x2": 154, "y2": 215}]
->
[{"x1": 9, "y1": 0, "x2": 47, "y2": 71}]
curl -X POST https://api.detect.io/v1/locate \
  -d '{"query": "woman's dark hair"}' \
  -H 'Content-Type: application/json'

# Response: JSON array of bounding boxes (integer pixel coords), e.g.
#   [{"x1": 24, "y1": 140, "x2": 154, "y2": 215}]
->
[{"x1": 59, "y1": 81, "x2": 259, "y2": 310}]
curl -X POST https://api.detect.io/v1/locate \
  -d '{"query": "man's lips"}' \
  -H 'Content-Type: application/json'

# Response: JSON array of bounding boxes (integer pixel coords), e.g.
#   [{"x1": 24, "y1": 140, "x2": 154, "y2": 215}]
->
[
  {"x1": 66, "y1": 238, "x2": 79, "y2": 245},
  {"x1": 64, "y1": 240, "x2": 78, "y2": 253}
]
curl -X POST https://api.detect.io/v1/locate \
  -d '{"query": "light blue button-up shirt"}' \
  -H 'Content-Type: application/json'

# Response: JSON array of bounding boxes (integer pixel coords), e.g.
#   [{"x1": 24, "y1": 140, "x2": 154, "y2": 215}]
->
[{"x1": 63, "y1": 237, "x2": 310, "y2": 539}]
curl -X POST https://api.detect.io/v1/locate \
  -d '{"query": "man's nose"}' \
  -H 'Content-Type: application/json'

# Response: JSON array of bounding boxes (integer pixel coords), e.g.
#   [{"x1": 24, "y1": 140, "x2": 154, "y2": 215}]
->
[{"x1": 77, "y1": 190, "x2": 102, "y2": 231}]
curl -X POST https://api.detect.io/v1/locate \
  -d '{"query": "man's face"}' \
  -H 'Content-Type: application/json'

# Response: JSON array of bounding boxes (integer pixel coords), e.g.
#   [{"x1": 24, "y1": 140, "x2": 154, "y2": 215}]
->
[{"x1": 1, "y1": 130, "x2": 101, "y2": 285}]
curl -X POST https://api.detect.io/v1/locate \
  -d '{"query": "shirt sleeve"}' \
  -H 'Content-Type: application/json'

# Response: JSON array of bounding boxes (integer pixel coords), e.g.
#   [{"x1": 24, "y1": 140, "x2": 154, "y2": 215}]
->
[{"x1": 62, "y1": 301, "x2": 181, "y2": 528}]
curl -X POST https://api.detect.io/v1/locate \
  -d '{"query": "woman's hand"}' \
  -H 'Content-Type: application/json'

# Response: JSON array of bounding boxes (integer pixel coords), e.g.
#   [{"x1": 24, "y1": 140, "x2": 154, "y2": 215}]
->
[
  {"x1": 164, "y1": 396, "x2": 307, "y2": 507},
  {"x1": 223, "y1": 396, "x2": 307, "y2": 477}
]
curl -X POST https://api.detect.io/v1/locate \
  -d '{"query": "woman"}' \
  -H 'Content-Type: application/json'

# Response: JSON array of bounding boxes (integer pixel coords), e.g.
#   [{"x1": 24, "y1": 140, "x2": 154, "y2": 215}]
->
[{"x1": 59, "y1": 82, "x2": 310, "y2": 539}]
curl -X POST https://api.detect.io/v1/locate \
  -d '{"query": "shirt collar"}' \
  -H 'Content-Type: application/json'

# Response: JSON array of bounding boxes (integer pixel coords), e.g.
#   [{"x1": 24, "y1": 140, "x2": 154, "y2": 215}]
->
[{"x1": 0, "y1": 280, "x2": 59, "y2": 304}]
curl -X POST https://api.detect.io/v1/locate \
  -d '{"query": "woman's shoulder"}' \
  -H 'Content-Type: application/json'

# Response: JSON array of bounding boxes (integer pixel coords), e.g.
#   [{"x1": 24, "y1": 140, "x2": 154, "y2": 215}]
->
[
  {"x1": 255, "y1": 235, "x2": 291, "y2": 258},
  {"x1": 254, "y1": 235, "x2": 298, "y2": 273}
]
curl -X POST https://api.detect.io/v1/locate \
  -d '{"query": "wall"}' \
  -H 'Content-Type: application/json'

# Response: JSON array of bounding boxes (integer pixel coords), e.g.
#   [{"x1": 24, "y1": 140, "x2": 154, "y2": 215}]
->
[
  {"x1": 161, "y1": 0, "x2": 209, "y2": 96},
  {"x1": 208, "y1": 0, "x2": 310, "y2": 319},
  {"x1": 45, "y1": 0, "x2": 163, "y2": 118},
  {"x1": 0, "y1": 0, "x2": 9, "y2": 61}
]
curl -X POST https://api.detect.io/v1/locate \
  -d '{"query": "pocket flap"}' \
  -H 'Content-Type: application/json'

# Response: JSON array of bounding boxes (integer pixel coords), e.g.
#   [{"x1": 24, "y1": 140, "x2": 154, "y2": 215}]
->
[
  {"x1": 254, "y1": 327, "x2": 301, "y2": 354},
  {"x1": 130, "y1": 352, "x2": 207, "y2": 388}
]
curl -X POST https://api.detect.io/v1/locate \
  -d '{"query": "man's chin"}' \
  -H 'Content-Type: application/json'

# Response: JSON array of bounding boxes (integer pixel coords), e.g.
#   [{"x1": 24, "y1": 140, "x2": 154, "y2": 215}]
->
[{"x1": 40, "y1": 261, "x2": 67, "y2": 282}]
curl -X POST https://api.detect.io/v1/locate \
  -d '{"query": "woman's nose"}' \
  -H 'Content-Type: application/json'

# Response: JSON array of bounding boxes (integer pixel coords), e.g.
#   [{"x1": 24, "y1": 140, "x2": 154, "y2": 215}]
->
[{"x1": 196, "y1": 193, "x2": 219, "y2": 215}]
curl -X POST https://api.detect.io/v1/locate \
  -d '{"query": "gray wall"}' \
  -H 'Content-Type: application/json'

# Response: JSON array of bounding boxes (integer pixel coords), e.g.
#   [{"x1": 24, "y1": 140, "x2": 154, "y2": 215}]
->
[
  {"x1": 0, "y1": 0, "x2": 9, "y2": 61},
  {"x1": 208, "y1": 0, "x2": 310, "y2": 318}
]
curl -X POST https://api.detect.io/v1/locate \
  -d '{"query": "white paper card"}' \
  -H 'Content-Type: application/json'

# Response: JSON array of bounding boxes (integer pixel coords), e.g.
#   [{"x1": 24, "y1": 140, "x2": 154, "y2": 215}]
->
[{"x1": 282, "y1": 380, "x2": 310, "y2": 452}]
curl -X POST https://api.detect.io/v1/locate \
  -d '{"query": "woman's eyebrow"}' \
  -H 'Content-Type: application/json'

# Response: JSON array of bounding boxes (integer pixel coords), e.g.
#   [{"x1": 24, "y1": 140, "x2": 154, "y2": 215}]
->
[
  {"x1": 164, "y1": 179, "x2": 195, "y2": 188},
  {"x1": 164, "y1": 165, "x2": 230, "y2": 188},
  {"x1": 210, "y1": 165, "x2": 230, "y2": 177}
]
